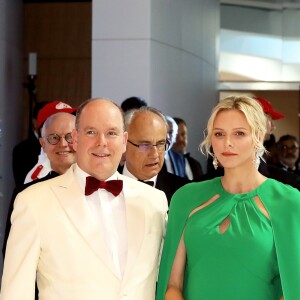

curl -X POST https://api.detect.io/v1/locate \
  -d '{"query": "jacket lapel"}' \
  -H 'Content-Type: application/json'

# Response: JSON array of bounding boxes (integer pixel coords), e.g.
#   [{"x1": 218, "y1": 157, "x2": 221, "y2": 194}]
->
[
  {"x1": 50, "y1": 166, "x2": 119, "y2": 278},
  {"x1": 119, "y1": 175, "x2": 145, "y2": 283}
]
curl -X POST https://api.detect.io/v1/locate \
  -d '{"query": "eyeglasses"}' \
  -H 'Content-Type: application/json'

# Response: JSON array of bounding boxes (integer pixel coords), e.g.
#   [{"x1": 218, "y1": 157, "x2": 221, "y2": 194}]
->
[
  {"x1": 46, "y1": 133, "x2": 73, "y2": 145},
  {"x1": 281, "y1": 145, "x2": 299, "y2": 151},
  {"x1": 128, "y1": 140, "x2": 169, "y2": 152}
]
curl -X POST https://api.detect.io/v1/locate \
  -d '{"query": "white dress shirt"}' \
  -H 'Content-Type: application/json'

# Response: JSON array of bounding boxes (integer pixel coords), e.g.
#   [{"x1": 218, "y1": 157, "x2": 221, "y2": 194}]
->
[
  {"x1": 164, "y1": 152, "x2": 174, "y2": 174},
  {"x1": 75, "y1": 165, "x2": 127, "y2": 278},
  {"x1": 185, "y1": 157, "x2": 193, "y2": 180}
]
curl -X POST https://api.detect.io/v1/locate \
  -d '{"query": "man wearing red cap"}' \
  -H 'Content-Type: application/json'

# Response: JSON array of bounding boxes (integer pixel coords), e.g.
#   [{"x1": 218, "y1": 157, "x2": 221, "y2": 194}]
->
[
  {"x1": 254, "y1": 97, "x2": 285, "y2": 143},
  {"x1": 3, "y1": 112, "x2": 77, "y2": 263},
  {"x1": 24, "y1": 101, "x2": 77, "y2": 184},
  {"x1": 253, "y1": 96, "x2": 300, "y2": 188},
  {"x1": 36, "y1": 100, "x2": 77, "y2": 130},
  {"x1": 12, "y1": 101, "x2": 77, "y2": 186}
]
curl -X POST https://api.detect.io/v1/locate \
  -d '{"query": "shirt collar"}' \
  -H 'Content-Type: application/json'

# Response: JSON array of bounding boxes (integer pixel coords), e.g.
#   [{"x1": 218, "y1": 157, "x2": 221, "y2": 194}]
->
[{"x1": 123, "y1": 163, "x2": 157, "y2": 185}]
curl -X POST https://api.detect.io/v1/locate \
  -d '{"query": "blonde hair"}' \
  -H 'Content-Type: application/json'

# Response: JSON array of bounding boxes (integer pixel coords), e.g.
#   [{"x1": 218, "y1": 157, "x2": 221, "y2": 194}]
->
[{"x1": 200, "y1": 95, "x2": 267, "y2": 157}]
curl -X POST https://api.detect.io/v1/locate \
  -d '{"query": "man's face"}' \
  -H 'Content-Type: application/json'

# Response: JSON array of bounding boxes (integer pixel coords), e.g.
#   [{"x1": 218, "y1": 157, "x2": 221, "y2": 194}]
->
[
  {"x1": 172, "y1": 123, "x2": 188, "y2": 153},
  {"x1": 72, "y1": 100, "x2": 127, "y2": 180},
  {"x1": 125, "y1": 111, "x2": 167, "y2": 180},
  {"x1": 278, "y1": 139, "x2": 299, "y2": 168},
  {"x1": 40, "y1": 113, "x2": 76, "y2": 174}
]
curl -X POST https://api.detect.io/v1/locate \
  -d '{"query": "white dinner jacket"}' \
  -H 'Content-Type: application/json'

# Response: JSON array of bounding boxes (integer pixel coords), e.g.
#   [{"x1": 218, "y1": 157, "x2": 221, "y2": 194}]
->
[{"x1": 0, "y1": 164, "x2": 168, "y2": 300}]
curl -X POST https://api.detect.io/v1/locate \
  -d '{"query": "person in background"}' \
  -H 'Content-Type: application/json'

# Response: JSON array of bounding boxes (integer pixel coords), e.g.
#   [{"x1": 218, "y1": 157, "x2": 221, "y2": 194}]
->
[
  {"x1": 120, "y1": 107, "x2": 190, "y2": 204},
  {"x1": 254, "y1": 97, "x2": 284, "y2": 144},
  {"x1": 272, "y1": 134, "x2": 300, "y2": 176},
  {"x1": 121, "y1": 96, "x2": 148, "y2": 112},
  {"x1": 4, "y1": 113, "x2": 76, "y2": 240},
  {"x1": 119, "y1": 96, "x2": 148, "y2": 166},
  {"x1": 172, "y1": 117, "x2": 203, "y2": 180},
  {"x1": 24, "y1": 100, "x2": 77, "y2": 183},
  {"x1": 1, "y1": 98, "x2": 168, "y2": 300},
  {"x1": 254, "y1": 97, "x2": 285, "y2": 162},
  {"x1": 163, "y1": 116, "x2": 187, "y2": 178},
  {"x1": 2, "y1": 112, "x2": 77, "y2": 300},
  {"x1": 157, "y1": 95, "x2": 300, "y2": 300},
  {"x1": 12, "y1": 101, "x2": 49, "y2": 186}
]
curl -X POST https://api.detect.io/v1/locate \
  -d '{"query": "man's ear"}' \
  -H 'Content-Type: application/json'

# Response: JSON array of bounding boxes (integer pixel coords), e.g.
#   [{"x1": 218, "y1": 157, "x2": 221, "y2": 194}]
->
[
  {"x1": 123, "y1": 131, "x2": 128, "y2": 149},
  {"x1": 72, "y1": 129, "x2": 78, "y2": 151},
  {"x1": 39, "y1": 137, "x2": 45, "y2": 149}
]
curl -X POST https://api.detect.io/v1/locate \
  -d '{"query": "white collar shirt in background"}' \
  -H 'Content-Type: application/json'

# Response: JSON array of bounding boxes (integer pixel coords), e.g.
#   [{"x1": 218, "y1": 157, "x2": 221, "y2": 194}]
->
[
  {"x1": 185, "y1": 157, "x2": 193, "y2": 180},
  {"x1": 123, "y1": 163, "x2": 157, "y2": 186},
  {"x1": 164, "y1": 151, "x2": 174, "y2": 174},
  {"x1": 75, "y1": 165, "x2": 127, "y2": 278}
]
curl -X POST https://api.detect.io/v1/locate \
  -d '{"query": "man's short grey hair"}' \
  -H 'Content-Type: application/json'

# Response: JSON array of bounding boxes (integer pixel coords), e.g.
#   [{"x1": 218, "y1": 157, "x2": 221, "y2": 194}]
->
[{"x1": 124, "y1": 106, "x2": 168, "y2": 131}]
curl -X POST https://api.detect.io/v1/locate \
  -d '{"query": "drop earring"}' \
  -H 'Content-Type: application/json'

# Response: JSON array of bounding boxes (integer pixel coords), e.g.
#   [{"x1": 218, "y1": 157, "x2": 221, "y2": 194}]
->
[
  {"x1": 213, "y1": 155, "x2": 218, "y2": 170},
  {"x1": 253, "y1": 151, "x2": 260, "y2": 170}
]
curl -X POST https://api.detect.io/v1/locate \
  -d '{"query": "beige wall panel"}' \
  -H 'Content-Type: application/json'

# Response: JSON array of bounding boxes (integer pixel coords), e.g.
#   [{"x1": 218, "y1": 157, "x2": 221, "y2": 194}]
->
[{"x1": 22, "y1": 2, "x2": 91, "y2": 137}]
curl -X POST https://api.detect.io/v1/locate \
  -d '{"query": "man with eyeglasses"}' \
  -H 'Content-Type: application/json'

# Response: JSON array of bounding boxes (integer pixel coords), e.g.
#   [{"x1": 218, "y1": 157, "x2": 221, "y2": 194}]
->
[
  {"x1": 24, "y1": 101, "x2": 77, "y2": 183},
  {"x1": 273, "y1": 134, "x2": 300, "y2": 175},
  {"x1": 38, "y1": 112, "x2": 76, "y2": 175},
  {"x1": 120, "y1": 106, "x2": 190, "y2": 204},
  {"x1": 3, "y1": 112, "x2": 77, "y2": 260}
]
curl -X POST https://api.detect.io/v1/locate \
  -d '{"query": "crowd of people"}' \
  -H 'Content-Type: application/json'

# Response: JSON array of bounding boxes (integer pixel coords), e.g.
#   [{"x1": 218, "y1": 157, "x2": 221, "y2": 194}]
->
[{"x1": 1, "y1": 94, "x2": 299, "y2": 299}]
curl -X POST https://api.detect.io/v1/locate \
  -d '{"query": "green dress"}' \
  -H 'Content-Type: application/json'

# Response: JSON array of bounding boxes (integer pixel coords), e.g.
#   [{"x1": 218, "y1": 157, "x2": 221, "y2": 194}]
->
[{"x1": 156, "y1": 177, "x2": 300, "y2": 300}]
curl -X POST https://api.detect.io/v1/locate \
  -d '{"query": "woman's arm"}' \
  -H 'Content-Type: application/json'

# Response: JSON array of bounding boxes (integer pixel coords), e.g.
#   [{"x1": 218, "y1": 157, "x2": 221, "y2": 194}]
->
[{"x1": 165, "y1": 235, "x2": 186, "y2": 300}]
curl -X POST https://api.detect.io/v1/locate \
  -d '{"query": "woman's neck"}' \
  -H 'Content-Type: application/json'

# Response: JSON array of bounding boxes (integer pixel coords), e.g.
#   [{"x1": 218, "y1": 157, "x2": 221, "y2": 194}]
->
[{"x1": 222, "y1": 167, "x2": 266, "y2": 194}]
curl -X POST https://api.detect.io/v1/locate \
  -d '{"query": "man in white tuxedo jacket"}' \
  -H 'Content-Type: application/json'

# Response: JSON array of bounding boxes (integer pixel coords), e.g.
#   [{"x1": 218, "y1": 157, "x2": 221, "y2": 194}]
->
[{"x1": 1, "y1": 98, "x2": 168, "y2": 300}]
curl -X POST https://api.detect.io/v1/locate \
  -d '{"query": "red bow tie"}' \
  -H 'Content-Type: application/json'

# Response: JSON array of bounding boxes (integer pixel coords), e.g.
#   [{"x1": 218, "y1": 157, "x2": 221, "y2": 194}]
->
[{"x1": 85, "y1": 176, "x2": 123, "y2": 197}]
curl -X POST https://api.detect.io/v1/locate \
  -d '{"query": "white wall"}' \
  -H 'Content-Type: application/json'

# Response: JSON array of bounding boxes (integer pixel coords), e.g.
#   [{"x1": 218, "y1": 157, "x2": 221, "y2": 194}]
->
[
  {"x1": 0, "y1": 0, "x2": 23, "y2": 273},
  {"x1": 220, "y1": 4, "x2": 300, "y2": 81},
  {"x1": 92, "y1": 0, "x2": 219, "y2": 169}
]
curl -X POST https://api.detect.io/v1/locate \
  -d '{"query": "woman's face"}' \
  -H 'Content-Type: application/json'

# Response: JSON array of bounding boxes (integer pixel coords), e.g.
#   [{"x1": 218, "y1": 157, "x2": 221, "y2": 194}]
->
[{"x1": 211, "y1": 109, "x2": 255, "y2": 170}]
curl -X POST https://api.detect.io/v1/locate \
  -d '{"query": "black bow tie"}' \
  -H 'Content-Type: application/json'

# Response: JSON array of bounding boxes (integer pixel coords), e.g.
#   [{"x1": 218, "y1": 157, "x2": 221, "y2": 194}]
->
[
  {"x1": 138, "y1": 179, "x2": 154, "y2": 187},
  {"x1": 85, "y1": 176, "x2": 123, "y2": 196}
]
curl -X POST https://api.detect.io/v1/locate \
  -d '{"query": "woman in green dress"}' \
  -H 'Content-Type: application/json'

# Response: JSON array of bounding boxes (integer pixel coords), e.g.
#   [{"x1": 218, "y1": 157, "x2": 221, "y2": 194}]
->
[{"x1": 156, "y1": 95, "x2": 300, "y2": 300}]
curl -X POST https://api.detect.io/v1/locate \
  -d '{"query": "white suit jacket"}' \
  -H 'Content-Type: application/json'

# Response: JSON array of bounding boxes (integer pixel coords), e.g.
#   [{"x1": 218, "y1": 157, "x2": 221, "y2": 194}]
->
[{"x1": 1, "y1": 165, "x2": 168, "y2": 300}]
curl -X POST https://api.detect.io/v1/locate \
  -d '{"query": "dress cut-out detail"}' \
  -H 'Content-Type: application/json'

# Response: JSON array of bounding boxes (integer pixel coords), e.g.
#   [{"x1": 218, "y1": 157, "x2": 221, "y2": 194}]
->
[
  {"x1": 254, "y1": 196, "x2": 270, "y2": 220},
  {"x1": 219, "y1": 216, "x2": 230, "y2": 233},
  {"x1": 189, "y1": 194, "x2": 220, "y2": 217}
]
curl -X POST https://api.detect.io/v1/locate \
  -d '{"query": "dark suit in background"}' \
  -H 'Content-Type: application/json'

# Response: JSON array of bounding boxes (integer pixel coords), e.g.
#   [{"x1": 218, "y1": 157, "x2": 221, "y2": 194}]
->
[
  {"x1": 12, "y1": 101, "x2": 50, "y2": 186},
  {"x1": 151, "y1": 168, "x2": 190, "y2": 205},
  {"x1": 203, "y1": 158, "x2": 300, "y2": 191},
  {"x1": 118, "y1": 165, "x2": 190, "y2": 205},
  {"x1": 12, "y1": 131, "x2": 41, "y2": 186},
  {"x1": 184, "y1": 153, "x2": 203, "y2": 180}
]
